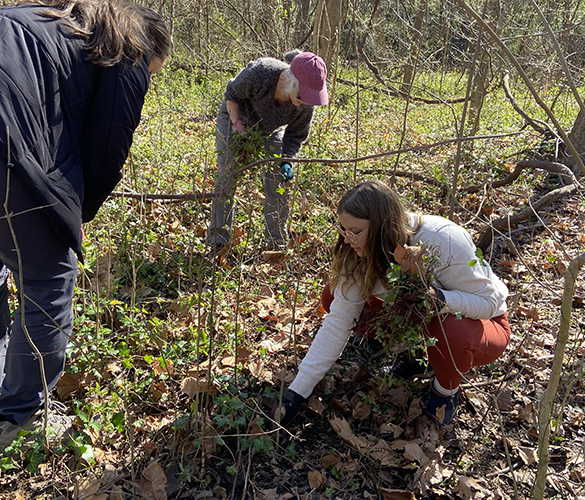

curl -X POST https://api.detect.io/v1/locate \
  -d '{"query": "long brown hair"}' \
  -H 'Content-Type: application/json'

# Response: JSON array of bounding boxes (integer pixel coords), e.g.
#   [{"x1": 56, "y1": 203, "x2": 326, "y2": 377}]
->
[
  {"x1": 17, "y1": 0, "x2": 171, "y2": 67},
  {"x1": 331, "y1": 180, "x2": 419, "y2": 298}
]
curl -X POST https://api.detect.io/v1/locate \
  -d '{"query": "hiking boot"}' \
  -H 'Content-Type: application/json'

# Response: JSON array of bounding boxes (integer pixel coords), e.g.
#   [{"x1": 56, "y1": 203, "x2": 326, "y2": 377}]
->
[
  {"x1": 421, "y1": 385, "x2": 460, "y2": 426},
  {"x1": 385, "y1": 351, "x2": 434, "y2": 379},
  {"x1": 0, "y1": 401, "x2": 75, "y2": 448}
]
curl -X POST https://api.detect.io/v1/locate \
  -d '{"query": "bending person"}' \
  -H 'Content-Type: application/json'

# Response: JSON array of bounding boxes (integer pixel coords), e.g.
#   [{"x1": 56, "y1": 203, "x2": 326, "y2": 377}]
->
[
  {"x1": 208, "y1": 50, "x2": 328, "y2": 257},
  {"x1": 273, "y1": 180, "x2": 511, "y2": 427},
  {"x1": 0, "y1": 0, "x2": 171, "y2": 446}
]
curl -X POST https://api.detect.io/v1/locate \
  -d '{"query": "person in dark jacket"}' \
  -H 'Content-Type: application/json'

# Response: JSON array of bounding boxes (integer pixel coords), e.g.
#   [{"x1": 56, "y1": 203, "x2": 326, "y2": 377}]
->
[
  {"x1": 207, "y1": 50, "x2": 328, "y2": 257},
  {"x1": 0, "y1": 0, "x2": 171, "y2": 447}
]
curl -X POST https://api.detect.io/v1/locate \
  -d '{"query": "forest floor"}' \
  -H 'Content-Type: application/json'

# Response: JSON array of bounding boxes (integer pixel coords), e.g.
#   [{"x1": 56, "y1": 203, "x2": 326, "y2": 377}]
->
[{"x1": 0, "y1": 166, "x2": 584, "y2": 500}]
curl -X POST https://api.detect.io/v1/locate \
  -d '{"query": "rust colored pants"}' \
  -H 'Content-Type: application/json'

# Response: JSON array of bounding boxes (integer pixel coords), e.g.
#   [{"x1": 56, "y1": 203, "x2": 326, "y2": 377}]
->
[{"x1": 321, "y1": 284, "x2": 511, "y2": 389}]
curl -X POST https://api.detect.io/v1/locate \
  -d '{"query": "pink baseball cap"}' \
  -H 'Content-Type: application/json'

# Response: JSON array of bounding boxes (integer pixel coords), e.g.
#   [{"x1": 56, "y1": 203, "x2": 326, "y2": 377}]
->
[{"x1": 290, "y1": 52, "x2": 328, "y2": 106}]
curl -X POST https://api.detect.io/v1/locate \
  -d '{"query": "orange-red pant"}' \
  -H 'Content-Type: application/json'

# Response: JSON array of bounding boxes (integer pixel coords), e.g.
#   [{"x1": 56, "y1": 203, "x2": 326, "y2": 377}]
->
[{"x1": 321, "y1": 284, "x2": 511, "y2": 389}]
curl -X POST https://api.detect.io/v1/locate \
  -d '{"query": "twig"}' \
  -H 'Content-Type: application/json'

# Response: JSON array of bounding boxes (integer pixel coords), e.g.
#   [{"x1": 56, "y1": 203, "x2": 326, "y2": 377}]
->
[
  {"x1": 3, "y1": 125, "x2": 51, "y2": 448},
  {"x1": 534, "y1": 251, "x2": 585, "y2": 500},
  {"x1": 454, "y1": 0, "x2": 585, "y2": 176},
  {"x1": 486, "y1": 461, "x2": 523, "y2": 478},
  {"x1": 502, "y1": 71, "x2": 554, "y2": 136},
  {"x1": 108, "y1": 132, "x2": 522, "y2": 204}
]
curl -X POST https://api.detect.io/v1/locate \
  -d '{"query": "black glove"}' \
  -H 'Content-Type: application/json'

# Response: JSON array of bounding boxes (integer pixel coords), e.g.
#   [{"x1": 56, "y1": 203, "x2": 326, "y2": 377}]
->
[
  {"x1": 280, "y1": 162, "x2": 294, "y2": 181},
  {"x1": 270, "y1": 389, "x2": 306, "y2": 426}
]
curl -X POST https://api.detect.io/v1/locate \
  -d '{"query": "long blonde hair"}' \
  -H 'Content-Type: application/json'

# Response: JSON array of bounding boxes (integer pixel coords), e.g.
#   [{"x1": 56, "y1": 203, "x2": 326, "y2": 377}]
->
[
  {"x1": 331, "y1": 180, "x2": 419, "y2": 298},
  {"x1": 17, "y1": 0, "x2": 171, "y2": 67}
]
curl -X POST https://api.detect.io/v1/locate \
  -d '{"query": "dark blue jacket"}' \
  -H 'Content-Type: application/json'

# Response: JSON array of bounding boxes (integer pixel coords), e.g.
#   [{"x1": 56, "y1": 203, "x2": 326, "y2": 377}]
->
[{"x1": 0, "y1": 5, "x2": 150, "y2": 256}]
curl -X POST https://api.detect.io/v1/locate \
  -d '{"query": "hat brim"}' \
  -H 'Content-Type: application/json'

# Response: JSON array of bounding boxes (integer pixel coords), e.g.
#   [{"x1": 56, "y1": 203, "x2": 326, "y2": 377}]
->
[{"x1": 299, "y1": 84, "x2": 328, "y2": 106}]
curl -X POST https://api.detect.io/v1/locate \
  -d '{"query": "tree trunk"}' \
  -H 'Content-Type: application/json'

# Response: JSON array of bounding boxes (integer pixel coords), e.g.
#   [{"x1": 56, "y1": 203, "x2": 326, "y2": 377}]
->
[
  {"x1": 566, "y1": 109, "x2": 585, "y2": 174},
  {"x1": 294, "y1": 0, "x2": 312, "y2": 47},
  {"x1": 401, "y1": 0, "x2": 426, "y2": 93},
  {"x1": 312, "y1": 0, "x2": 346, "y2": 71}
]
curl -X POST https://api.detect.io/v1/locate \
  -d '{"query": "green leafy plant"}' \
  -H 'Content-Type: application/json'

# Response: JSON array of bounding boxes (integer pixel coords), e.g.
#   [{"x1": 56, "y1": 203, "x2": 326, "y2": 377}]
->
[{"x1": 375, "y1": 248, "x2": 442, "y2": 360}]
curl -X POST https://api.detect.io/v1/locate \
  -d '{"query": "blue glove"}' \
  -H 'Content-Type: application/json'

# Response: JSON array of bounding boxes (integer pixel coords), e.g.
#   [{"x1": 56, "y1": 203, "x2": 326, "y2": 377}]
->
[{"x1": 280, "y1": 162, "x2": 294, "y2": 181}]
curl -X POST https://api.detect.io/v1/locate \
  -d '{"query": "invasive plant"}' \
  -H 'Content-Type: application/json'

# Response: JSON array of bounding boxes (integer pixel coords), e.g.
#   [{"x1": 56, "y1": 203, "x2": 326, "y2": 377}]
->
[{"x1": 375, "y1": 246, "x2": 441, "y2": 360}]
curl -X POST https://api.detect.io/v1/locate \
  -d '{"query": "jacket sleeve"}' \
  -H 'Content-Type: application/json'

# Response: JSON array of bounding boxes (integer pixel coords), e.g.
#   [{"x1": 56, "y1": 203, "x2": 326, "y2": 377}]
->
[
  {"x1": 427, "y1": 223, "x2": 509, "y2": 319},
  {"x1": 289, "y1": 277, "x2": 365, "y2": 398},
  {"x1": 223, "y1": 62, "x2": 258, "y2": 104},
  {"x1": 282, "y1": 106, "x2": 314, "y2": 158},
  {"x1": 81, "y1": 60, "x2": 150, "y2": 222}
]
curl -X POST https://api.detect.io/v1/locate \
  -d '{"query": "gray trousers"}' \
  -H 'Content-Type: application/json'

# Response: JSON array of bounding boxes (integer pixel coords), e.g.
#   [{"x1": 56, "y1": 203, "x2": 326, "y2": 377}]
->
[
  {"x1": 0, "y1": 168, "x2": 77, "y2": 425},
  {"x1": 208, "y1": 109, "x2": 290, "y2": 246}
]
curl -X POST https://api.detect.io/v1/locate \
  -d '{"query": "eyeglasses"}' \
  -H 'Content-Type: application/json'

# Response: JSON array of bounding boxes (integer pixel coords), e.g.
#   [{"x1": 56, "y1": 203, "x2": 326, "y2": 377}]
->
[{"x1": 337, "y1": 224, "x2": 369, "y2": 244}]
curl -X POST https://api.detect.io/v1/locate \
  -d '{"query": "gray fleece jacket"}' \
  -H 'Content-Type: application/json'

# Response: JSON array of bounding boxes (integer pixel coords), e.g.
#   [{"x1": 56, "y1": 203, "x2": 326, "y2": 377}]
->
[{"x1": 220, "y1": 57, "x2": 315, "y2": 158}]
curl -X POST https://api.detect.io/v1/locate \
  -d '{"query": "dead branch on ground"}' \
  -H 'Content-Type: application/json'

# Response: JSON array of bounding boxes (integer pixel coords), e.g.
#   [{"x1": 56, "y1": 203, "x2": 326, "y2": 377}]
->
[{"x1": 465, "y1": 159, "x2": 580, "y2": 250}]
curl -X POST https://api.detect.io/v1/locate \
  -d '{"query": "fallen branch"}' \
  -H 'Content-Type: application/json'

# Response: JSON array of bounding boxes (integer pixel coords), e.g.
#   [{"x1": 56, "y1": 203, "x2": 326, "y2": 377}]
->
[
  {"x1": 476, "y1": 183, "x2": 577, "y2": 251},
  {"x1": 461, "y1": 159, "x2": 578, "y2": 194}
]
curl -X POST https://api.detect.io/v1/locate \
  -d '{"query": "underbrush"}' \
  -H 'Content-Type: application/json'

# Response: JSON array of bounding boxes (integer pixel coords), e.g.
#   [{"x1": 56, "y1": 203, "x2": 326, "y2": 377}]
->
[{"x1": 0, "y1": 61, "x2": 582, "y2": 500}]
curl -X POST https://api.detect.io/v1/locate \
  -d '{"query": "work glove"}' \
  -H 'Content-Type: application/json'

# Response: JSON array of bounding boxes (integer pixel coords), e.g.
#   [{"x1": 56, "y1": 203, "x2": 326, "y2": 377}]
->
[
  {"x1": 280, "y1": 162, "x2": 294, "y2": 181},
  {"x1": 232, "y1": 119, "x2": 245, "y2": 133},
  {"x1": 270, "y1": 388, "x2": 306, "y2": 427}
]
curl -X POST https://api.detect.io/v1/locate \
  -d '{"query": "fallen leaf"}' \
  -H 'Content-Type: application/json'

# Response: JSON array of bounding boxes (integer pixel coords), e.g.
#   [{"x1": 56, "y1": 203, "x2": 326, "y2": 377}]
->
[
  {"x1": 517, "y1": 446, "x2": 537, "y2": 465},
  {"x1": 321, "y1": 452, "x2": 341, "y2": 468},
  {"x1": 76, "y1": 478, "x2": 108, "y2": 500},
  {"x1": 404, "y1": 441, "x2": 426, "y2": 463},
  {"x1": 56, "y1": 372, "x2": 81, "y2": 399},
  {"x1": 308, "y1": 470, "x2": 326, "y2": 489},
  {"x1": 257, "y1": 488, "x2": 279, "y2": 500},
  {"x1": 456, "y1": 476, "x2": 490, "y2": 500},
  {"x1": 141, "y1": 460, "x2": 168, "y2": 500},
  {"x1": 329, "y1": 416, "x2": 370, "y2": 454},
  {"x1": 378, "y1": 488, "x2": 416, "y2": 500},
  {"x1": 352, "y1": 399, "x2": 371, "y2": 419},
  {"x1": 181, "y1": 377, "x2": 217, "y2": 398}
]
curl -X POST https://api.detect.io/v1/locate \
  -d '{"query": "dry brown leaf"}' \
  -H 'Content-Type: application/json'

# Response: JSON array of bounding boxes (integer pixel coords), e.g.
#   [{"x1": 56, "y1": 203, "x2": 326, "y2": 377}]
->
[
  {"x1": 516, "y1": 306, "x2": 539, "y2": 321},
  {"x1": 262, "y1": 250, "x2": 287, "y2": 263},
  {"x1": 181, "y1": 376, "x2": 217, "y2": 398},
  {"x1": 369, "y1": 439, "x2": 402, "y2": 467},
  {"x1": 308, "y1": 470, "x2": 326, "y2": 489},
  {"x1": 496, "y1": 388, "x2": 515, "y2": 411},
  {"x1": 259, "y1": 334, "x2": 290, "y2": 353},
  {"x1": 56, "y1": 372, "x2": 81, "y2": 399},
  {"x1": 248, "y1": 359, "x2": 273, "y2": 383},
  {"x1": 328, "y1": 416, "x2": 370, "y2": 454},
  {"x1": 378, "y1": 488, "x2": 416, "y2": 500},
  {"x1": 257, "y1": 488, "x2": 279, "y2": 500},
  {"x1": 248, "y1": 420, "x2": 267, "y2": 442},
  {"x1": 141, "y1": 460, "x2": 168, "y2": 500},
  {"x1": 221, "y1": 355, "x2": 236, "y2": 367},
  {"x1": 456, "y1": 476, "x2": 490, "y2": 499},
  {"x1": 380, "y1": 422, "x2": 403, "y2": 438},
  {"x1": 413, "y1": 459, "x2": 450, "y2": 496},
  {"x1": 320, "y1": 452, "x2": 341, "y2": 468},
  {"x1": 517, "y1": 446, "x2": 538, "y2": 465},
  {"x1": 404, "y1": 441, "x2": 426, "y2": 463},
  {"x1": 153, "y1": 358, "x2": 173, "y2": 375},
  {"x1": 352, "y1": 399, "x2": 371, "y2": 419},
  {"x1": 108, "y1": 484, "x2": 125, "y2": 500},
  {"x1": 393, "y1": 243, "x2": 427, "y2": 274},
  {"x1": 213, "y1": 485, "x2": 227, "y2": 500},
  {"x1": 76, "y1": 478, "x2": 108, "y2": 500}
]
